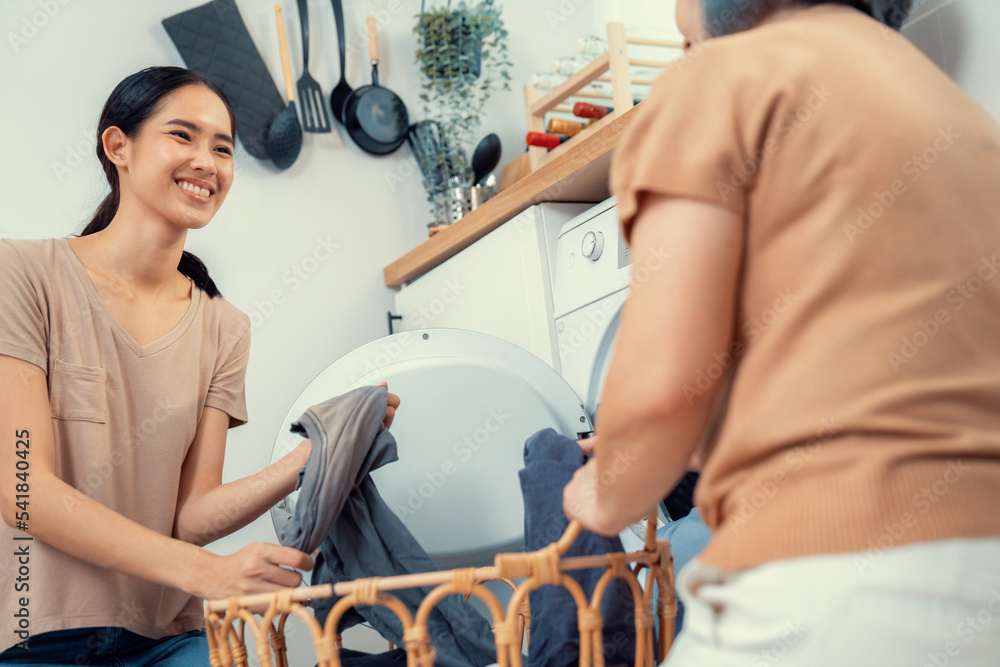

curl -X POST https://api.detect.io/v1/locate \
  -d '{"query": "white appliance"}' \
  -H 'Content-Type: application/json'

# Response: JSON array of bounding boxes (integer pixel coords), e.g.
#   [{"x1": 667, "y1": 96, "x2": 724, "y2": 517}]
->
[
  {"x1": 268, "y1": 200, "x2": 645, "y2": 574},
  {"x1": 269, "y1": 203, "x2": 595, "y2": 571},
  {"x1": 550, "y1": 199, "x2": 671, "y2": 536},
  {"x1": 390, "y1": 203, "x2": 591, "y2": 370},
  {"x1": 551, "y1": 197, "x2": 632, "y2": 422}
]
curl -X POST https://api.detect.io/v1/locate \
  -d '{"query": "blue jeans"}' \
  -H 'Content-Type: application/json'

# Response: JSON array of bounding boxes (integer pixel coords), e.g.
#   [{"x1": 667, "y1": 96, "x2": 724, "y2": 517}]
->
[{"x1": 0, "y1": 626, "x2": 209, "y2": 666}]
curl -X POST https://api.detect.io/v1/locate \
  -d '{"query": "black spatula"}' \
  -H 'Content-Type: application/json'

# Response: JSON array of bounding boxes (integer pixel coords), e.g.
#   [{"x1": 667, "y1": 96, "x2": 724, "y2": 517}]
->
[{"x1": 329, "y1": 0, "x2": 353, "y2": 125}]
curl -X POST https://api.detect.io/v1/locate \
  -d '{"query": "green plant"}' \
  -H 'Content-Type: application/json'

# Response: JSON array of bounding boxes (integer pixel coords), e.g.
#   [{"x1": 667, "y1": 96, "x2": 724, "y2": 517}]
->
[{"x1": 413, "y1": 0, "x2": 511, "y2": 207}]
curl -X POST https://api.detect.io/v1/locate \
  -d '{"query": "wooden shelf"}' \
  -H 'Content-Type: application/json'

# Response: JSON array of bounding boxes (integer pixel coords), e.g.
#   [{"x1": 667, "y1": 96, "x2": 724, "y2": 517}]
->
[{"x1": 383, "y1": 104, "x2": 640, "y2": 288}]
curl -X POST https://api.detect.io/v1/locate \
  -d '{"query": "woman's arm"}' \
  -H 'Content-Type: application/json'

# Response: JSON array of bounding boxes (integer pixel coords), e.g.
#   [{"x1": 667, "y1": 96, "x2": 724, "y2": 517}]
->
[
  {"x1": 0, "y1": 355, "x2": 311, "y2": 600},
  {"x1": 172, "y1": 407, "x2": 311, "y2": 546},
  {"x1": 173, "y1": 382, "x2": 399, "y2": 546},
  {"x1": 563, "y1": 194, "x2": 743, "y2": 535}
]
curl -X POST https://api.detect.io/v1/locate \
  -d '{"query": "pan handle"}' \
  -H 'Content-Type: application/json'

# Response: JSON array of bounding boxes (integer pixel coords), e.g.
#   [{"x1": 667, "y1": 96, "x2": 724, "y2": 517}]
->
[{"x1": 367, "y1": 17, "x2": 379, "y2": 66}]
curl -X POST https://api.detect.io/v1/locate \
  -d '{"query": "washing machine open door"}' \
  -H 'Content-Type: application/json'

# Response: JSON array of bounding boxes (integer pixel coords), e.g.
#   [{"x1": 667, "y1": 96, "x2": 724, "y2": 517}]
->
[{"x1": 270, "y1": 329, "x2": 593, "y2": 569}]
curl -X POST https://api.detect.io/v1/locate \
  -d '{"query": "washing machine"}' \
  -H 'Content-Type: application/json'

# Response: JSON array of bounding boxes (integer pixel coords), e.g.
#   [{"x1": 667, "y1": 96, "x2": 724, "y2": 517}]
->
[
  {"x1": 551, "y1": 197, "x2": 631, "y2": 423},
  {"x1": 551, "y1": 199, "x2": 673, "y2": 535},
  {"x1": 267, "y1": 197, "x2": 662, "y2": 572},
  {"x1": 269, "y1": 328, "x2": 594, "y2": 570}
]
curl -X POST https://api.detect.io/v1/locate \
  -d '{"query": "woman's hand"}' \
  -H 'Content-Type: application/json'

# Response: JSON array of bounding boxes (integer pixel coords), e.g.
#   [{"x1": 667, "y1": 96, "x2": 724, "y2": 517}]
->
[
  {"x1": 577, "y1": 435, "x2": 598, "y2": 456},
  {"x1": 378, "y1": 381, "x2": 401, "y2": 429},
  {"x1": 563, "y1": 458, "x2": 618, "y2": 536},
  {"x1": 291, "y1": 437, "x2": 312, "y2": 469},
  {"x1": 196, "y1": 543, "x2": 314, "y2": 615}
]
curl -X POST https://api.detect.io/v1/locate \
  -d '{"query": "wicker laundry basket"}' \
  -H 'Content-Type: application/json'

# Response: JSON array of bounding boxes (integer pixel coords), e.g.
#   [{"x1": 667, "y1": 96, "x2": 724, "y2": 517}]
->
[{"x1": 204, "y1": 515, "x2": 676, "y2": 667}]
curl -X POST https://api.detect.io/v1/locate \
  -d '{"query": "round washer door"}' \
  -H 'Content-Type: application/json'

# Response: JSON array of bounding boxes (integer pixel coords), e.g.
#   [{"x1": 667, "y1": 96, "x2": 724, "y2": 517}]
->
[{"x1": 270, "y1": 329, "x2": 592, "y2": 569}]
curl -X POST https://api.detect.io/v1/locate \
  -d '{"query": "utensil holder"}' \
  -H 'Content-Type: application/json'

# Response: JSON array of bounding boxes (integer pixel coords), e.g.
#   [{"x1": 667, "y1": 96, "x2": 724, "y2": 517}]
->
[{"x1": 432, "y1": 180, "x2": 474, "y2": 227}]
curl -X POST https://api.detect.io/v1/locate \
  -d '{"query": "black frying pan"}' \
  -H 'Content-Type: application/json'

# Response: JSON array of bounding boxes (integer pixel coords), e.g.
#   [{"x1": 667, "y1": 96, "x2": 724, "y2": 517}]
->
[{"x1": 342, "y1": 17, "x2": 409, "y2": 155}]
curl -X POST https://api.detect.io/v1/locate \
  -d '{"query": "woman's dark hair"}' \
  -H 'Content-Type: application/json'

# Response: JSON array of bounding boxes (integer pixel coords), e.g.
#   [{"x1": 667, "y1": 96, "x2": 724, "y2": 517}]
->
[
  {"x1": 701, "y1": 0, "x2": 914, "y2": 38},
  {"x1": 77, "y1": 66, "x2": 237, "y2": 298}
]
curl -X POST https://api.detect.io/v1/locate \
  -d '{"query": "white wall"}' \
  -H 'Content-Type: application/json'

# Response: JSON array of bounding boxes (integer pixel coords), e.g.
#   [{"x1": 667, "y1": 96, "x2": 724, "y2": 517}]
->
[
  {"x1": 901, "y1": 0, "x2": 999, "y2": 119},
  {"x1": 1, "y1": 0, "x2": 996, "y2": 660},
  {"x1": 0, "y1": 0, "x2": 614, "y2": 658}
]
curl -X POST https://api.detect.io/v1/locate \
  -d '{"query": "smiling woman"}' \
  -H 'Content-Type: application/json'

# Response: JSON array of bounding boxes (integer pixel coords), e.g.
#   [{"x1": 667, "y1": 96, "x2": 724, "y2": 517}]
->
[
  {"x1": 76, "y1": 67, "x2": 237, "y2": 299},
  {"x1": 0, "y1": 67, "x2": 319, "y2": 664}
]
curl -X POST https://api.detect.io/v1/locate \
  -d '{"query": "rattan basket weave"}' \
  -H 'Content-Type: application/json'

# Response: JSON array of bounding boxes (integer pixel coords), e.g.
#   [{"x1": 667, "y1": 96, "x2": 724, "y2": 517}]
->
[{"x1": 204, "y1": 515, "x2": 676, "y2": 667}]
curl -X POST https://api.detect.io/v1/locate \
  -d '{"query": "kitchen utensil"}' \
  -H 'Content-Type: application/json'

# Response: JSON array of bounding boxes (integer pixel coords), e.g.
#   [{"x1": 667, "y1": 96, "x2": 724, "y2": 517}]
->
[
  {"x1": 268, "y1": 4, "x2": 303, "y2": 169},
  {"x1": 406, "y1": 122, "x2": 429, "y2": 179},
  {"x1": 470, "y1": 172, "x2": 498, "y2": 210},
  {"x1": 162, "y1": 0, "x2": 286, "y2": 160},
  {"x1": 295, "y1": 0, "x2": 331, "y2": 133},
  {"x1": 341, "y1": 17, "x2": 410, "y2": 155},
  {"x1": 433, "y1": 176, "x2": 473, "y2": 226},
  {"x1": 407, "y1": 121, "x2": 446, "y2": 190},
  {"x1": 471, "y1": 133, "x2": 501, "y2": 186},
  {"x1": 329, "y1": 0, "x2": 353, "y2": 125}
]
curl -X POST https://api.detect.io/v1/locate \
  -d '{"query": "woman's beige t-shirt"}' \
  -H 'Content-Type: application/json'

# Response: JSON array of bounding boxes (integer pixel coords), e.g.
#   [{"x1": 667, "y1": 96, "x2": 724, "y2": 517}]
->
[
  {"x1": 0, "y1": 237, "x2": 250, "y2": 652},
  {"x1": 611, "y1": 4, "x2": 1000, "y2": 569}
]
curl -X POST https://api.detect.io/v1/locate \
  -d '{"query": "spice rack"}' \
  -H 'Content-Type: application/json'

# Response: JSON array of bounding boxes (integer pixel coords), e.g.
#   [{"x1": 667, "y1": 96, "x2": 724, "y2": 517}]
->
[
  {"x1": 383, "y1": 25, "x2": 684, "y2": 289},
  {"x1": 520, "y1": 21, "x2": 683, "y2": 176}
]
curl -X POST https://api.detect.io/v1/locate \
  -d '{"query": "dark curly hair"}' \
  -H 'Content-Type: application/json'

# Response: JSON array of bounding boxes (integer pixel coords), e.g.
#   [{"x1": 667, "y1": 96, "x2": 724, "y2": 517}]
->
[{"x1": 701, "y1": 0, "x2": 915, "y2": 37}]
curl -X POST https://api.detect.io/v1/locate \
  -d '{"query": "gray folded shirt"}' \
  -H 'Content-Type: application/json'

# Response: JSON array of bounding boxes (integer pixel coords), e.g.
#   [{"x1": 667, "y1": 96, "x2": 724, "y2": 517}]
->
[{"x1": 280, "y1": 385, "x2": 497, "y2": 667}]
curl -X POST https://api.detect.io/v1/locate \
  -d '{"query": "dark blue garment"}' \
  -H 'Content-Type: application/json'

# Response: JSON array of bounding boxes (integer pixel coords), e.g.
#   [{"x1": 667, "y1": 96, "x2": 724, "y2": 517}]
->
[
  {"x1": 519, "y1": 429, "x2": 637, "y2": 667},
  {"x1": 281, "y1": 386, "x2": 496, "y2": 667},
  {"x1": 0, "y1": 627, "x2": 208, "y2": 665},
  {"x1": 312, "y1": 647, "x2": 407, "y2": 667}
]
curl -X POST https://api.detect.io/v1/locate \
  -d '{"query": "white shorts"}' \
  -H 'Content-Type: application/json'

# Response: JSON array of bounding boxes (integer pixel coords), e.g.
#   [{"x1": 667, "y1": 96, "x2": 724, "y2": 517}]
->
[{"x1": 663, "y1": 537, "x2": 1000, "y2": 667}]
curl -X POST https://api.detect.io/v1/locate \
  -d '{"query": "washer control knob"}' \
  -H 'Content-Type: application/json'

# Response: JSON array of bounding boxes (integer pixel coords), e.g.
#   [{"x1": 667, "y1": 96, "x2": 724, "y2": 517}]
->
[{"x1": 582, "y1": 231, "x2": 604, "y2": 260}]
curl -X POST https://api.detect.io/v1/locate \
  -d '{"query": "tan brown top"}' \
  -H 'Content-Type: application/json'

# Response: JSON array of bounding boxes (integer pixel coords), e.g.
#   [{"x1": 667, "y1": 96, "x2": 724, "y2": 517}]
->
[
  {"x1": 0, "y1": 237, "x2": 250, "y2": 652},
  {"x1": 611, "y1": 4, "x2": 1000, "y2": 570}
]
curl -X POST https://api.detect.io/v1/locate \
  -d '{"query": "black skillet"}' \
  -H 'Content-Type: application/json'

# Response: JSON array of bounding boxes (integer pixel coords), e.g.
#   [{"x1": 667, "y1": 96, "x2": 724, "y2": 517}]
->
[{"x1": 341, "y1": 16, "x2": 409, "y2": 155}]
